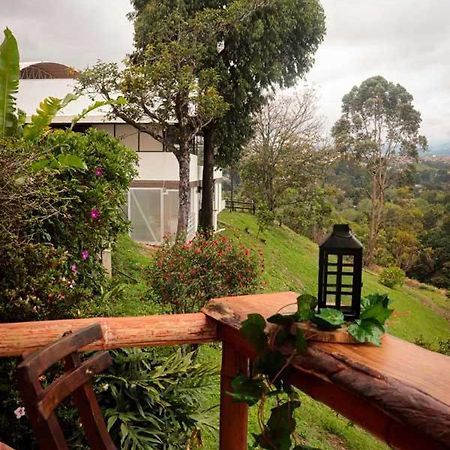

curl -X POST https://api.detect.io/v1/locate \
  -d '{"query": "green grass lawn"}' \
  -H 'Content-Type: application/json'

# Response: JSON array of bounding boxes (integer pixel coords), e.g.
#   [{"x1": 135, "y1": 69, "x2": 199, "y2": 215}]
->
[{"x1": 111, "y1": 212, "x2": 449, "y2": 449}]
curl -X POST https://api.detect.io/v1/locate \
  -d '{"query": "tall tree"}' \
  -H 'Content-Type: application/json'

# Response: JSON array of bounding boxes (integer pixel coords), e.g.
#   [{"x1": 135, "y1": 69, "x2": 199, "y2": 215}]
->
[
  {"x1": 130, "y1": 0, "x2": 326, "y2": 231},
  {"x1": 240, "y1": 91, "x2": 331, "y2": 232},
  {"x1": 332, "y1": 76, "x2": 427, "y2": 265},
  {"x1": 78, "y1": 22, "x2": 228, "y2": 238}
]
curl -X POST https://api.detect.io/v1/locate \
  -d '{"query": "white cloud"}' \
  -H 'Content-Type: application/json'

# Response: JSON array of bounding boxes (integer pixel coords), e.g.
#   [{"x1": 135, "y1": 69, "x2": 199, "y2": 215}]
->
[{"x1": 1, "y1": 0, "x2": 448, "y2": 144}]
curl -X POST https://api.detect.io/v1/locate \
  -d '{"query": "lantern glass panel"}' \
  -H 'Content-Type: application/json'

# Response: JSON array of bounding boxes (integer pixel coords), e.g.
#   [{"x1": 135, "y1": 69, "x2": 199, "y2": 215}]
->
[{"x1": 317, "y1": 224, "x2": 363, "y2": 320}]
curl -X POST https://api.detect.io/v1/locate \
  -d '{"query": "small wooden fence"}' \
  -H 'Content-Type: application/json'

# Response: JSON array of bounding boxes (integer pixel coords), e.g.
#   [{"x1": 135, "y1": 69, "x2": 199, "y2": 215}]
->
[
  {"x1": 1, "y1": 292, "x2": 449, "y2": 450},
  {"x1": 225, "y1": 199, "x2": 256, "y2": 214}
]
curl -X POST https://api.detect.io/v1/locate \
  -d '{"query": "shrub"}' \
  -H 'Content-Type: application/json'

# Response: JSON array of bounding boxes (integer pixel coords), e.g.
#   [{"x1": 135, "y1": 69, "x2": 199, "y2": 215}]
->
[
  {"x1": 0, "y1": 129, "x2": 137, "y2": 321},
  {"x1": 148, "y1": 234, "x2": 263, "y2": 313},
  {"x1": 379, "y1": 266, "x2": 405, "y2": 289}
]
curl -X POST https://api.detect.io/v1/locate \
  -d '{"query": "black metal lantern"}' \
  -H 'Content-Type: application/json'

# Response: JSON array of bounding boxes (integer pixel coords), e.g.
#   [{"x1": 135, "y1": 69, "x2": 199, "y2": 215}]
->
[{"x1": 317, "y1": 224, "x2": 363, "y2": 320}]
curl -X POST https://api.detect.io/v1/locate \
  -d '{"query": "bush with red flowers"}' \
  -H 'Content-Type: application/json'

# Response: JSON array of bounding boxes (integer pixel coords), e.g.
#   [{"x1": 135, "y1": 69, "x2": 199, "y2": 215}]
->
[{"x1": 147, "y1": 234, "x2": 263, "y2": 313}]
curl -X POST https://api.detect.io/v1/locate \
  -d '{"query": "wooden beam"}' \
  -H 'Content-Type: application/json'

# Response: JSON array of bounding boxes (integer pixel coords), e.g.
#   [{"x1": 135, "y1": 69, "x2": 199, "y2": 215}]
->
[
  {"x1": 204, "y1": 293, "x2": 450, "y2": 450},
  {"x1": 0, "y1": 313, "x2": 218, "y2": 357},
  {"x1": 219, "y1": 340, "x2": 249, "y2": 450}
]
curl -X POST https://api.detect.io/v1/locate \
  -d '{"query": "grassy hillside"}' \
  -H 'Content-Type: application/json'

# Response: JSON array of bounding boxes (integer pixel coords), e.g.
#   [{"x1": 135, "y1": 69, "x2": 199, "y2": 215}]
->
[
  {"x1": 111, "y1": 212, "x2": 449, "y2": 449},
  {"x1": 219, "y1": 211, "x2": 449, "y2": 345}
]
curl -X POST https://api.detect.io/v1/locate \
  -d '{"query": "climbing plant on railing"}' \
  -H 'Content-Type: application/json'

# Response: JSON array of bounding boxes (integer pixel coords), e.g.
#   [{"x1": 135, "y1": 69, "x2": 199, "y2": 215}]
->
[{"x1": 230, "y1": 293, "x2": 393, "y2": 449}]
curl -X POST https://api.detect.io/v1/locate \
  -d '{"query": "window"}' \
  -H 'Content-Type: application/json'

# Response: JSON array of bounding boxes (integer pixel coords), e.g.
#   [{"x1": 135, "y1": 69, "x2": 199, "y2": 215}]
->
[{"x1": 129, "y1": 189, "x2": 161, "y2": 243}]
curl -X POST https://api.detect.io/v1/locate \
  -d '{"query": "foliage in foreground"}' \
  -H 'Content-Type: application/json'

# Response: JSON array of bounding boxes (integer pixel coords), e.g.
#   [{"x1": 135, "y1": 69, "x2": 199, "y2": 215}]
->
[
  {"x1": 97, "y1": 348, "x2": 218, "y2": 449},
  {"x1": 0, "y1": 129, "x2": 137, "y2": 322},
  {"x1": 232, "y1": 293, "x2": 393, "y2": 449},
  {"x1": 147, "y1": 233, "x2": 263, "y2": 313}
]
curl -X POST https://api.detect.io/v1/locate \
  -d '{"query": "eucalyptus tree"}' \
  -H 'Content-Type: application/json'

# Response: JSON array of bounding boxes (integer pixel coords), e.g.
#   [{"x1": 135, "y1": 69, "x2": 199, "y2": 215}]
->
[
  {"x1": 332, "y1": 76, "x2": 427, "y2": 265},
  {"x1": 130, "y1": 0, "x2": 326, "y2": 231}
]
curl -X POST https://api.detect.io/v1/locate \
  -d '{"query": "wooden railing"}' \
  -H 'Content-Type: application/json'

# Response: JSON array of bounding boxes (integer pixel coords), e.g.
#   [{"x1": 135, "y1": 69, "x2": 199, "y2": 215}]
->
[
  {"x1": 225, "y1": 199, "x2": 256, "y2": 214},
  {"x1": 1, "y1": 292, "x2": 449, "y2": 450}
]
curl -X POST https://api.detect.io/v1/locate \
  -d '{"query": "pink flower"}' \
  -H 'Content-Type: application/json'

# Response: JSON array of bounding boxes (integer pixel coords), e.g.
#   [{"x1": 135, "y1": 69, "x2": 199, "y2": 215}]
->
[
  {"x1": 90, "y1": 208, "x2": 101, "y2": 221},
  {"x1": 81, "y1": 250, "x2": 89, "y2": 260},
  {"x1": 71, "y1": 264, "x2": 78, "y2": 274},
  {"x1": 94, "y1": 167, "x2": 104, "y2": 177},
  {"x1": 14, "y1": 406, "x2": 26, "y2": 419}
]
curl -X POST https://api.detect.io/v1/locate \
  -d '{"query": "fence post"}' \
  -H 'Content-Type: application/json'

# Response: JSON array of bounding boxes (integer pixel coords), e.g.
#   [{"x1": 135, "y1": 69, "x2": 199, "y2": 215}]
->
[{"x1": 219, "y1": 341, "x2": 249, "y2": 449}]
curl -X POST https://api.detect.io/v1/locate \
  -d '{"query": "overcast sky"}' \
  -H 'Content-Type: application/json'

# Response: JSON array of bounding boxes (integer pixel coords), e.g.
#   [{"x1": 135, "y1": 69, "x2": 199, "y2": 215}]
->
[{"x1": 1, "y1": 0, "x2": 449, "y2": 147}]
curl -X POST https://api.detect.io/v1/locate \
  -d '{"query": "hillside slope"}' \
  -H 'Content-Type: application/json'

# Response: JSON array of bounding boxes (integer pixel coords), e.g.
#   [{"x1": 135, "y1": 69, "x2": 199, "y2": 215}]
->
[{"x1": 219, "y1": 211, "x2": 449, "y2": 348}]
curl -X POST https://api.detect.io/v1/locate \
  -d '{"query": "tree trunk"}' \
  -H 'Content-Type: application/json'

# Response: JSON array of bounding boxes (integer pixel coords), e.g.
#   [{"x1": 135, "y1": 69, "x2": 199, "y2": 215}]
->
[
  {"x1": 366, "y1": 169, "x2": 385, "y2": 266},
  {"x1": 176, "y1": 144, "x2": 191, "y2": 240},
  {"x1": 199, "y1": 126, "x2": 215, "y2": 232}
]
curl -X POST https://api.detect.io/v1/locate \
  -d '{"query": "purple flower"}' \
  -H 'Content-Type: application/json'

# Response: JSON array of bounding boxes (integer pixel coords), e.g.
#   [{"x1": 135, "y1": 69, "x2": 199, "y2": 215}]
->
[
  {"x1": 81, "y1": 250, "x2": 89, "y2": 260},
  {"x1": 90, "y1": 208, "x2": 101, "y2": 221},
  {"x1": 14, "y1": 406, "x2": 26, "y2": 419},
  {"x1": 71, "y1": 264, "x2": 78, "y2": 274},
  {"x1": 94, "y1": 167, "x2": 104, "y2": 177}
]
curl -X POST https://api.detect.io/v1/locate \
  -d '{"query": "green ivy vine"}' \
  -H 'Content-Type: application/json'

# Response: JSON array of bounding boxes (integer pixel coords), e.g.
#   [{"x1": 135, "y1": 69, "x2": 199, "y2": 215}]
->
[{"x1": 230, "y1": 293, "x2": 393, "y2": 449}]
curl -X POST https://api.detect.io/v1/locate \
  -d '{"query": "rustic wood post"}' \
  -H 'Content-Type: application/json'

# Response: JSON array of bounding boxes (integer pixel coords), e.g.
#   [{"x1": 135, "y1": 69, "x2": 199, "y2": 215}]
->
[{"x1": 219, "y1": 341, "x2": 249, "y2": 450}]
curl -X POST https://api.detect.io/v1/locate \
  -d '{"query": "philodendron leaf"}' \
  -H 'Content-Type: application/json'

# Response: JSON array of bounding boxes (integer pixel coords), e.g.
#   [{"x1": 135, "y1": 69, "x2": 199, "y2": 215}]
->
[
  {"x1": 240, "y1": 313, "x2": 267, "y2": 352},
  {"x1": 348, "y1": 319, "x2": 385, "y2": 346},
  {"x1": 296, "y1": 294, "x2": 317, "y2": 321},
  {"x1": 229, "y1": 373, "x2": 265, "y2": 406},
  {"x1": 312, "y1": 308, "x2": 345, "y2": 331}
]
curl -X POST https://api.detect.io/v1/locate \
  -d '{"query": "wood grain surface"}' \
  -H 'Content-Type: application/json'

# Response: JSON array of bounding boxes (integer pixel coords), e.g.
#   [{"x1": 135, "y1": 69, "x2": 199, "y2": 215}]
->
[{"x1": 203, "y1": 291, "x2": 450, "y2": 450}]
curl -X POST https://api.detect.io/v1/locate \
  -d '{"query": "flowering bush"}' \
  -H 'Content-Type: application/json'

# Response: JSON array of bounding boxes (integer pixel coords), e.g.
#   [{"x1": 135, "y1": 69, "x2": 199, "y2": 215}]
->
[
  {"x1": 0, "y1": 129, "x2": 137, "y2": 447},
  {"x1": 0, "y1": 129, "x2": 137, "y2": 322},
  {"x1": 147, "y1": 234, "x2": 263, "y2": 313}
]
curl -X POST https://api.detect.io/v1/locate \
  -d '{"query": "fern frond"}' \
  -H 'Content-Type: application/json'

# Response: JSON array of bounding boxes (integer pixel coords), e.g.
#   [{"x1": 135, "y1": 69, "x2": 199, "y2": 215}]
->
[
  {"x1": 0, "y1": 28, "x2": 19, "y2": 138},
  {"x1": 23, "y1": 93, "x2": 78, "y2": 141}
]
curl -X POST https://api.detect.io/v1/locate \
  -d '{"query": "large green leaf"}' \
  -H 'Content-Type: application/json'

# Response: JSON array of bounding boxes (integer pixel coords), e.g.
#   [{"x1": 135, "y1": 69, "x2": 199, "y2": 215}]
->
[
  {"x1": 229, "y1": 373, "x2": 265, "y2": 406},
  {"x1": 0, "y1": 28, "x2": 19, "y2": 137},
  {"x1": 296, "y1": 293, "x2": 317, "y2": 321},
  {"x1": 23, "y1": 93, "x2": 78, "y2": 141},
  {"x1": 348, "y1": 319, "x2": 385, "y2": 346},
  {"x1": 240, "y1": 313, "x2": 268, "y2": 352},
  {"x1": 312, "y1": 308, "x2": 345, "y2": 330}
]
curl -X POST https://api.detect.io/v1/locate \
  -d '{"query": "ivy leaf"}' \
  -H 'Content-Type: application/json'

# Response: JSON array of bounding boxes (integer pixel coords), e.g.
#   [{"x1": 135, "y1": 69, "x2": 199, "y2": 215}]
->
[
  {"x1": 254, "y1": 350, "x2": 285, "y2": 382},
  {"x1": 253, "y1": 401, "x2": 300, "y2": 450},
  {"x1": 267, "y1": 313, "x2": 297, "y2": 326},
  {"x1": 240, "y1": 314, "x2": 267, "y2": 352},
  {"x1": 274, "y1": 327, "x2": 291, "y2": 346},
  {"x1": 362, "y1": 293, "x2": 390, "y2": 310},
  {"x1": 312, "y1": 308, "x2": 345, "y2": 330},
  {"x1": 360, "y1": 294, "x2": 393, "y2": 325},
  {"x1": 296, "y1": 294, "x2": 317, "y2": 321},
  {"x1": 348, "y1": 319, "x2": 385, "y2": 346},
  {"x1": 295, "y1": 327, "x2": 307, "y2": 354},
  {"x1": 229, "y1": 374, "x2": 265, "y2": 406}
]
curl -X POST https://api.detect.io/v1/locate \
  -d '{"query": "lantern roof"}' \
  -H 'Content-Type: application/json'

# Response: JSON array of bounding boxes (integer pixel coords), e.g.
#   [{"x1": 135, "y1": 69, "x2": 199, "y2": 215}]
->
[{"x1": 320, "y1": 224, "x2": 363, "y2": 250}]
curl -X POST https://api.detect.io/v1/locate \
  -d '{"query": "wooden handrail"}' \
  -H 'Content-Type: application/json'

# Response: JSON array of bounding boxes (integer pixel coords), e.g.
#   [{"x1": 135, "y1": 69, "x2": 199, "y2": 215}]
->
[{"x1": 0, "y1": 313, "x2": 218, "y2": 357}]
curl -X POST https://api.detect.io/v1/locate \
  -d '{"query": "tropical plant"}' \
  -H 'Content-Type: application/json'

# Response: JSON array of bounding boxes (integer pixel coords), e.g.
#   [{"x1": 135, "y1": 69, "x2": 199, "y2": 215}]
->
[
  {"x1": 97, "y1": 347, "x2": 218, "y2": 449},
  {"x1": 0, "y1": 28, "x2": 19, "y2": 138}
]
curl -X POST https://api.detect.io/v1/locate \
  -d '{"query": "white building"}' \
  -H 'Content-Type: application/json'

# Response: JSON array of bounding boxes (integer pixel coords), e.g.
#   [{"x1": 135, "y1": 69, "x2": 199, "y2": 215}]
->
[{"x1": 17, "y1": 62, "x2": 224, "y2": 244}]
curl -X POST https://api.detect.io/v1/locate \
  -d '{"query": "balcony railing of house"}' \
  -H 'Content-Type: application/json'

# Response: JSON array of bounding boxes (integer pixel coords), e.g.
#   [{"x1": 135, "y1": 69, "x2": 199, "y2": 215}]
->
[{"x1": 1, "y1": 292, "x2": 449, "y2": 450}]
